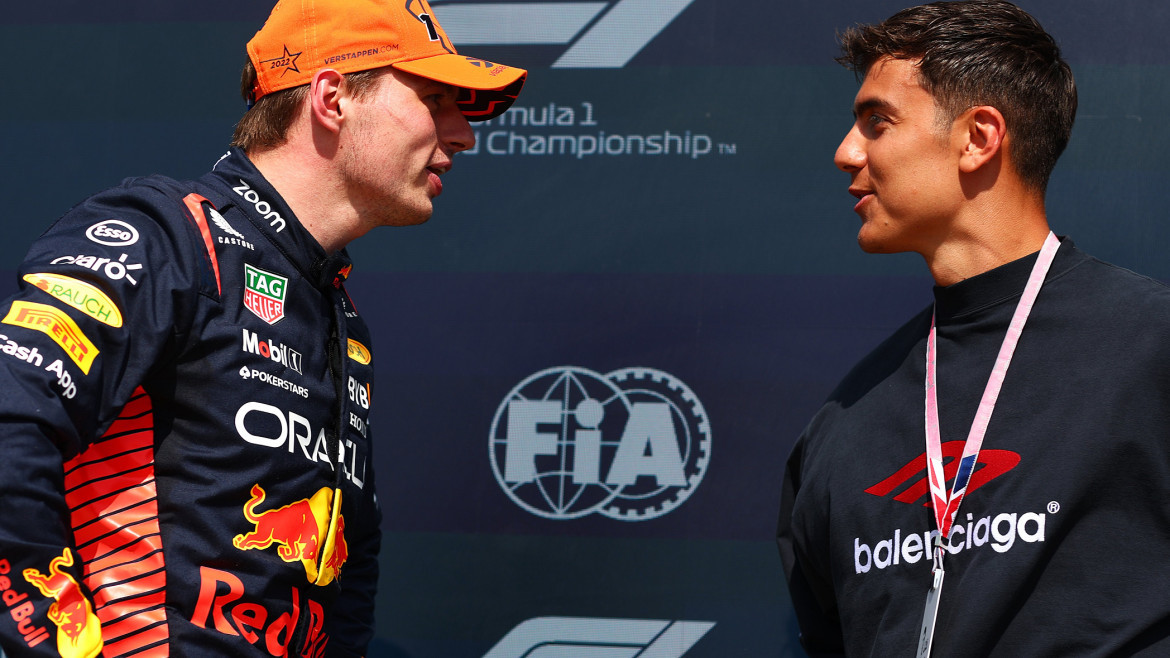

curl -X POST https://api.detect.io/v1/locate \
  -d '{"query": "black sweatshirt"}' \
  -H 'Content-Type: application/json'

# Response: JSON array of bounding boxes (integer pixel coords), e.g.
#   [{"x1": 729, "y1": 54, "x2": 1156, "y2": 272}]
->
[{"x1": 778, "y1": 238, "x2": 1170, "y2": 656}]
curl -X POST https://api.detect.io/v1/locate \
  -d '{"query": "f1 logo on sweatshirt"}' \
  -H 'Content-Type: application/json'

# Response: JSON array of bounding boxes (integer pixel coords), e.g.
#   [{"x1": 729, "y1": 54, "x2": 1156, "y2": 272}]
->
[{"x1": 864, "y1": 440, "x2": 1020, "y2": 506}]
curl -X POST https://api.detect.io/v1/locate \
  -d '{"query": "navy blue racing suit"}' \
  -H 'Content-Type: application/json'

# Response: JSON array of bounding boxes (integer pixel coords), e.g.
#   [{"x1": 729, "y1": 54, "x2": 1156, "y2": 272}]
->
[{"x1": 0, "y1": 148, "x2": 380, "y2": 657}]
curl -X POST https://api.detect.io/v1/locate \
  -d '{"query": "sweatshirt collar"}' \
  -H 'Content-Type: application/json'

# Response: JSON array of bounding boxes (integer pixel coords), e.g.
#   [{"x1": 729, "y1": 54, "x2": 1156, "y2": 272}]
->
[{"x1": 932, "y1": 236, "x2": 1084, "y2": 322}]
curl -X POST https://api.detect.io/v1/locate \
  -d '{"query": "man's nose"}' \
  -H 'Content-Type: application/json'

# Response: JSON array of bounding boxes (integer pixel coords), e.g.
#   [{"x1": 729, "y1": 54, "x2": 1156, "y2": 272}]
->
[{"x1": 834, "y1": 126, "x2": 865, "y2": 173}]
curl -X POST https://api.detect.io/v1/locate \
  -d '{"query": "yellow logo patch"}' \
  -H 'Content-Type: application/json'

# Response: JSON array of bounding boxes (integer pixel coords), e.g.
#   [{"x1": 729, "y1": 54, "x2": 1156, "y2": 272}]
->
[
  {"x1": 2, "y1": 301, "x2": 99, "y2": 374},
  {"x1": 23, "y1": 273, "x2": 123, "y2": 328},
  {"x1": 346, "y1": 339, "x2": 372, "y2": 365}
]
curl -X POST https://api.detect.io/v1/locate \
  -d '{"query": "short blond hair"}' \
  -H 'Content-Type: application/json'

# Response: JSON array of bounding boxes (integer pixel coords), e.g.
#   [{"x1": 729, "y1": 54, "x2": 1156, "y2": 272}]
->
[{"x1": 230, "y1": 60, "x2": 385, "y2": 152}]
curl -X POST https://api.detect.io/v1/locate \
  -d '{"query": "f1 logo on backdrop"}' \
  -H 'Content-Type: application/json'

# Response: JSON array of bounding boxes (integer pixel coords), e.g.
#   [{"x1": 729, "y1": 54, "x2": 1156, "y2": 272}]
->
[
  {"x1": 490, "y1": 366, "x2": 711, "y2": 521},
  {"x1": 432, "y1": 0, "x2": 696, "y2": 68},
  {"x1": 484, "y1": 616, "x2": 715, "y2": 657}
]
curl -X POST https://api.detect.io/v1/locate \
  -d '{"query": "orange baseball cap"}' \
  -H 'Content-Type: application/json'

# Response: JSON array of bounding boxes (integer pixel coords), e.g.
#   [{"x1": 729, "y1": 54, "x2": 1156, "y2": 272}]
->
[{"x1": 247, "y1": 0, "x2": 526, "y2": 121}]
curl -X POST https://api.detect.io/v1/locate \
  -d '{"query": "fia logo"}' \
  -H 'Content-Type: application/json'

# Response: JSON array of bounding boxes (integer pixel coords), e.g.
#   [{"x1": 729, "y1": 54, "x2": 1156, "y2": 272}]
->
[{"x1": 490, "y1": 366, "x2": 710, "y2": 521}]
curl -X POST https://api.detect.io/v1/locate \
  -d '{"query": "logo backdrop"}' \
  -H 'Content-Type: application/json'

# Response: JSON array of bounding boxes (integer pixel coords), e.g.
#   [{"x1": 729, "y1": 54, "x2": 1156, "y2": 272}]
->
[{"x1": 3, "y1": 0, "x2": 1169, "y2": 655}]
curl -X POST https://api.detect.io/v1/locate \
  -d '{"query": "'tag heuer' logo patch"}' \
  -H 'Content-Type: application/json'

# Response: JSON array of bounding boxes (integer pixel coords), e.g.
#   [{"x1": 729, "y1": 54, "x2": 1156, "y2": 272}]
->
[
  {"x1": 2, "y1": 301, "x2": 99, "y2": 374},
  {"x1": 865, "y1": 440, "x2": 1020, "y2": 506},
  {"x1": 24, "y1": 273, "x2": 123, "y2": 328},
  {"x1": 243, "y1": 264, "x2": 288, "y2": 325}
]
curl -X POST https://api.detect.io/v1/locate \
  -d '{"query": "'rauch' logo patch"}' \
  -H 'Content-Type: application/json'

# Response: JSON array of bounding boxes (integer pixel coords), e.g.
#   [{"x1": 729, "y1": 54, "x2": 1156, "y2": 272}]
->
[
  {"x1": 243, "y1": 264, "x2": 288, "y2": 325},
  {"x1": 24, "y1": 273, "x2": 123, "y2": 328}
]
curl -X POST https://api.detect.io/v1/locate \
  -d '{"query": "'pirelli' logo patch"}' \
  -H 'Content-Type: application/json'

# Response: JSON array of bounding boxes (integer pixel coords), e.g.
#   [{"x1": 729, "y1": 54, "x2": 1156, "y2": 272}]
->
[
  {"x1": 2, "y1": 301, "x2": 99, "y2": 374},
  {"x1": 24, "y1": 273, "x2": 123, "y2": 328}
]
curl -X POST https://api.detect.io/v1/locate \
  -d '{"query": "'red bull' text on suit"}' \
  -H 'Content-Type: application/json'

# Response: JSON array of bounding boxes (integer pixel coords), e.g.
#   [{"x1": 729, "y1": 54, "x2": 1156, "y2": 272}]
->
[{"x1": 0, "y1": 148, "x2": 381, "y2": 657}]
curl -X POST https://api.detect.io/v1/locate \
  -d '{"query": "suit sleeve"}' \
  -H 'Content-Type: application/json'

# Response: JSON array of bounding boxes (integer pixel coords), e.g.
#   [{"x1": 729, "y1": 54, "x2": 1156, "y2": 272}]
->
[{"x1": 0, "y1": 181, "x2": 209, "y2": 657}]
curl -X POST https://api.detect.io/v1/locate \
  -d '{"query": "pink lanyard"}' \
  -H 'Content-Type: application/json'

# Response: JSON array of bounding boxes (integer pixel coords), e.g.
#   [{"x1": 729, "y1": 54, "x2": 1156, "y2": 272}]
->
[
  {"x1": 925, "y1": 231, "x2": 1059, "y2": 558},
  {"x1": 917, "y1": 232, "x2": 1060, "y2": 658}
]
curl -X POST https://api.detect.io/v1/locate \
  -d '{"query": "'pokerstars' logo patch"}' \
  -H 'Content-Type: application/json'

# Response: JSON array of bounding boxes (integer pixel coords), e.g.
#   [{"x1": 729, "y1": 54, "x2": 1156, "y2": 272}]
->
[
  {"x1": 865, "y1": 440, "x2": 1020, "y2": 506},
  {"x1": 243, "y1": 264, "x2": 288, "y2": 325}
]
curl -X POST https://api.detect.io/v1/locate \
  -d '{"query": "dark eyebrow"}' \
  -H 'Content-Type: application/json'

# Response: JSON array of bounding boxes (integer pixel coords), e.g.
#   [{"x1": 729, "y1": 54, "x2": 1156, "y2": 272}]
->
[{"x1": 852, "y1": 98, "x2": 896, "y2": 119}]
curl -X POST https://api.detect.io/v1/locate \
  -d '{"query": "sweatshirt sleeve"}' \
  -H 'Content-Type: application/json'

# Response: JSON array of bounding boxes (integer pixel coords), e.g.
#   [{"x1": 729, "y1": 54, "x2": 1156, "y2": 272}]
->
[
  {"x1": 777, "y1": 431, "x2": 846, "y2": 658},
  {"x1": 0, "y1": 180, "x2": 210, "y2": 657}
]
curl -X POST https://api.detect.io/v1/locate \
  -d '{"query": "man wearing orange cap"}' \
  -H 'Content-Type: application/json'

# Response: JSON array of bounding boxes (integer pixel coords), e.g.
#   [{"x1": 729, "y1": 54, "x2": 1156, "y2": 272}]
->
[{"x1": 0, "y1": 1, "x2": 524, "y2": 656}]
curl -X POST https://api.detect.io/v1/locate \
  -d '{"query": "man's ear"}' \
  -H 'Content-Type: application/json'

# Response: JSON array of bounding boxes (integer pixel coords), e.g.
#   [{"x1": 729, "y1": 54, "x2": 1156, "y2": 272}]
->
[
  {"x1": 958, "y1": 105, "x2": 1006, "y2": 174},
  {"x1": 308, "y1": 69, "x2": 346, "y2": 134}
]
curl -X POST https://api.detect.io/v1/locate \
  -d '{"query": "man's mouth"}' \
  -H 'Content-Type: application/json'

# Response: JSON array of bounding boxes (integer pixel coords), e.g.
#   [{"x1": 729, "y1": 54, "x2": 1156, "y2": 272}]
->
[
  {"x1": 849, "y1": 187, "x2": 873, "y2": 212},
  {"x1": 427, "y1": 163, "x2": 451, "y2": 196}
]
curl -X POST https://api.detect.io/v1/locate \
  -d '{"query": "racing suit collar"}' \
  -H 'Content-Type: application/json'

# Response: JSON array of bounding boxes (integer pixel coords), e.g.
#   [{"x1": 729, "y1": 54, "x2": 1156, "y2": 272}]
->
[{"x1": 203, "y1": 148, "x2": 355, "y2": 292}]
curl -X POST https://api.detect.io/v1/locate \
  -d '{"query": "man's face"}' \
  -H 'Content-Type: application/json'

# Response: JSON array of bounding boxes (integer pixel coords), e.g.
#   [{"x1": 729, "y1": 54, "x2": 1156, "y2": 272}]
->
[
  {"x1": 834, "y1": 57, "x2": 964, "y2": 255},
  {"x1": 340, "y1": 68, "x2": 476, "y2": 229}
]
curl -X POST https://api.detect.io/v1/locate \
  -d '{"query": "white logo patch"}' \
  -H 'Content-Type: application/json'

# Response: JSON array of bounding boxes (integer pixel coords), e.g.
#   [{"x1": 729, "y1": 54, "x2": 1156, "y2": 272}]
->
[{"x1": 85, "y1": 219, "x2": 139, "y2": 247}]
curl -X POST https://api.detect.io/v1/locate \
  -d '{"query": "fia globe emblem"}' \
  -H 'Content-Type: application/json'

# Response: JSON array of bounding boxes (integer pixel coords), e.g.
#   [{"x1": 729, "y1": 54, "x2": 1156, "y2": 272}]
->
[{"x1": 489, "y1": 366, "x2": 711, "y2": 521}]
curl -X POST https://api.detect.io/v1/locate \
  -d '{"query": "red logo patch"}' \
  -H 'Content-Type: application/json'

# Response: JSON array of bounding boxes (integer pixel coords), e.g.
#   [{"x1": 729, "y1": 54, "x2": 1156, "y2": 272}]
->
[{"x1": 865, "y1": 440, "x2": 1020, "y2": 506}]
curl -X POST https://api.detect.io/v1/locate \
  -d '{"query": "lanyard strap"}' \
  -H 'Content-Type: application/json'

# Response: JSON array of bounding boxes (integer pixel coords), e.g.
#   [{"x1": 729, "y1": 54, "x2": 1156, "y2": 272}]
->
[{"x1": 924, "y1": 232, "x2": 1060, "y2": 557}]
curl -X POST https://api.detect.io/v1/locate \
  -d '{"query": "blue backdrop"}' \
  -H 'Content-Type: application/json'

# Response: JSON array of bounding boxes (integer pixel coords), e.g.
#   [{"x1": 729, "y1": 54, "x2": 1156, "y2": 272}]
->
[{"x1": 2, "y1": 1, "x2": 1167, "y2": 655}]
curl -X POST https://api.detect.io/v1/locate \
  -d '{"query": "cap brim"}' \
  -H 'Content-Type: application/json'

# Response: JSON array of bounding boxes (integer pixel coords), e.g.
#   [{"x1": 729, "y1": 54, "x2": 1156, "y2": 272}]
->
[{"x1": 394, "y1": 54, "x2": 526, "y2": 121}]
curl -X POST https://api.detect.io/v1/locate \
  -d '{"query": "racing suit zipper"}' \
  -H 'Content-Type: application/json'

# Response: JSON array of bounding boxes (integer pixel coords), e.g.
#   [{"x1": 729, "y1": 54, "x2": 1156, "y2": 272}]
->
[{"x1": 291, "y1": 273, "x2": 351, "y2": 654}]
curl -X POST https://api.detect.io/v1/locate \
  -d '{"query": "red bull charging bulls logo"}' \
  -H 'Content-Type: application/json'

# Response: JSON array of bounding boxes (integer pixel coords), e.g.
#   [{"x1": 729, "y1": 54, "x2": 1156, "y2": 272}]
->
[
  {"x1": 233, "y1": 484, "x2": 348, "y2": 586},
  {"x1": 22, "y1": 548, "x2": 102, "y2": 658}
]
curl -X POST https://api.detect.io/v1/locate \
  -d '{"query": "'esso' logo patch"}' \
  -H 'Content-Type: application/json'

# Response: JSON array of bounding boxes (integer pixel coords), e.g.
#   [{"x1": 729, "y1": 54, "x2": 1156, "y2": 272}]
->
[{"x1": 86, "y1": 220, "x2": 140, "y2": 247}]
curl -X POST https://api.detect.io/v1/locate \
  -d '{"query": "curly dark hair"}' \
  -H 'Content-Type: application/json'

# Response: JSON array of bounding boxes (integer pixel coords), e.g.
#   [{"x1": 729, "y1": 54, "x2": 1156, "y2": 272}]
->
[{"x1": 838, "y1": 0, "x2": 1076, "y2": 193}]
